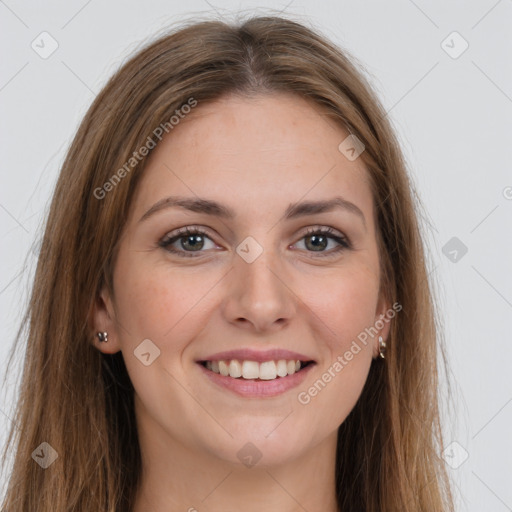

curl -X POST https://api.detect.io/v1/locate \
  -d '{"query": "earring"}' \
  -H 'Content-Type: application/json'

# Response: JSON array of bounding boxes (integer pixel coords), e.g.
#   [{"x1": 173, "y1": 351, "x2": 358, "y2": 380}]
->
[
  {"x1": 378, "y1": 335, "x2": 386, "y2": 359},
  {"x1": 97, "y1": 331, "x2": 108, "y2": 343}
]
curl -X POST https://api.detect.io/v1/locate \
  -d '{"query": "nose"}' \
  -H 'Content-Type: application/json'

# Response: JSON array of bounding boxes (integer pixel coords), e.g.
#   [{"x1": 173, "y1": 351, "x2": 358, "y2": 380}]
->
[{"x1": 221, "y1": 249, "x2": 297, "y2": 334}]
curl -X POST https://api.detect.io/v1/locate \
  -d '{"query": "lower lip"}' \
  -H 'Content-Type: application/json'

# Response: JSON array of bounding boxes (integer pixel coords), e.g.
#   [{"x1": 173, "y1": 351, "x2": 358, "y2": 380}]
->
[{"x1": 197, "y1": 362, "x2": 316, "y2": 398}]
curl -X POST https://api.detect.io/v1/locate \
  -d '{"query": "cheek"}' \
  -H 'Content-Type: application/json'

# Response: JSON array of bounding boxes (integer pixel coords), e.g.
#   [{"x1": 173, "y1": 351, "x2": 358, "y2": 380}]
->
[
  {"x1": 294, "y1": 264, "x2": 379, "y2": 424},
  {"x1": 112, "y1": 253, "x2": 221, "y2": 346},
  {"x1": 300, "y1": 263, "x2": 380, "y2": 350},
  {"x1": 110, "y1": 257, "x2": 219, "y2": 412}
]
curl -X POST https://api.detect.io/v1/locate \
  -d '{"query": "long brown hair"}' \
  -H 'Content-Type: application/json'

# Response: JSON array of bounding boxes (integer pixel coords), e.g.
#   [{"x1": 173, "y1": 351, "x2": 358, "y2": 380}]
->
[{"x1": 1, "y1": 14, "x2": 455, "y2": 511}]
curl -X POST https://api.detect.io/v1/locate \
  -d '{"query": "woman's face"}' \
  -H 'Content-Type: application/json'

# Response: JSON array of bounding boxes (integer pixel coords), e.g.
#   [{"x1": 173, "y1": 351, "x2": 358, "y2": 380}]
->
[{"x1": 95, "y1": 93, "x2": 390, "y2": 467}]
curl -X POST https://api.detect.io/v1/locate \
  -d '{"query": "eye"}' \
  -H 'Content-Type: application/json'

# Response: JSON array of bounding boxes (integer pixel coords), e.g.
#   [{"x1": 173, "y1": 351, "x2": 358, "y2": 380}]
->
[
  {"x1": 158, "y1": 226, "x2": 219, "y2": 257},
  {"x1": 292, "y1": 227, "x2": 350, "y2": 257},
  {"x1": 158, "y1": 225, "x2": 350, "y2": 259}
]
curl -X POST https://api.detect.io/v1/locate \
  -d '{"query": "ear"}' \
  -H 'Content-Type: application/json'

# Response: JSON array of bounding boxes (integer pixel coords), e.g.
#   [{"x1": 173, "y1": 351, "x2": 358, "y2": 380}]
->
[
  {"x1": 372, "y1": 291, "x2": 393, "y2": 359},
  {"x1": 91, "y1": 284, "x2": 122, "y2": 354}
]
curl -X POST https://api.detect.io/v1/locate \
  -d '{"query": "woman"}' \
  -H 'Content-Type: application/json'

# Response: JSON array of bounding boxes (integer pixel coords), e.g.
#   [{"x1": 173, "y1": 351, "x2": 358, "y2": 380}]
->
[{"x1": 1, "y1": 15, "x2": 455, "y2": 511}]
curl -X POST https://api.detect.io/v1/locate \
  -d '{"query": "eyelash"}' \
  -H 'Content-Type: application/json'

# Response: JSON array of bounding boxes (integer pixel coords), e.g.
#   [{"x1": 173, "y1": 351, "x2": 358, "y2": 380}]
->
[{"x1": 158, "y1": 225, "x2": 351, "y2": 259}]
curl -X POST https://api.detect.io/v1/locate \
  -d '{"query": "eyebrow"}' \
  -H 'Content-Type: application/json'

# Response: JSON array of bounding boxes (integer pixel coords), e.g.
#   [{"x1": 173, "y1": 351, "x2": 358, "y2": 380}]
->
[{"x1": 139, "y1": 195, "x2": 366, "y2": 229}]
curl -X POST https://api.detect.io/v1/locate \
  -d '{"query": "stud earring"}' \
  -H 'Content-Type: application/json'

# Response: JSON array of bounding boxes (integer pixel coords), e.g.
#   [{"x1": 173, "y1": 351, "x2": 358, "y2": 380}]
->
[
  {"x1": 378, "y1": 335, "x2": 386, "y2": 359},
  {"x1": 97, "y1": 331, "x2": 108, "y2": 343}
]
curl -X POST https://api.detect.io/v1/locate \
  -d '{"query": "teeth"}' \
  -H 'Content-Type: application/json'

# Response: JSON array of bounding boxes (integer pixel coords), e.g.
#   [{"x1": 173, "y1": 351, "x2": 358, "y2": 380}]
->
[
  {"x1": 204, "y1": 359, "x2": 307, "y2": 380},
  {"x1": 219, "y1": 360, "x2": 229, "y2": 376},
  {"x1": 259, "y1": 361, "x2": 277, "y2": 380},
  {"x1": 276, "y1": 359, "x2": 288, "y2": 377},
  {"x1": 229, "y1": 360, "x2": 242, "y2": 378},
  {"x1": 242, "y1": 360, "x2": 260, "y2": 379}
]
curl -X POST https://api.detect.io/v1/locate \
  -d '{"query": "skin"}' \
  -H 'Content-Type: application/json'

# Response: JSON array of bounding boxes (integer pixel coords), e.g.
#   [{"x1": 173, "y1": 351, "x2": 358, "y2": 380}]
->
[{"x1": 93, "y1": 92, "x2": 391, "y2": 512}]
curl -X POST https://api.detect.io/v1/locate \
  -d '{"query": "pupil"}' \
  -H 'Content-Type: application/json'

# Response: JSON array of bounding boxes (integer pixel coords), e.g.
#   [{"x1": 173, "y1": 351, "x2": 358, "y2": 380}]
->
[
  {"x1": 182, "y1": 235, "x2": 203, "y2": 251},
  {"x1": 306, "y1": 234, "x2": 327, "y2": 251}
]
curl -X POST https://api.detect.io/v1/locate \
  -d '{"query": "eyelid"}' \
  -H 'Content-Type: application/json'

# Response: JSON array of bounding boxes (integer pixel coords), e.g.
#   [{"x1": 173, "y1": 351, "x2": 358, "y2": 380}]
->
[
  {"x1": 301, "y1": 225, "x2": 347, "y2": 240},
  {"x1": 161, "y1": 225, "x2": 210, "y2": 240}
]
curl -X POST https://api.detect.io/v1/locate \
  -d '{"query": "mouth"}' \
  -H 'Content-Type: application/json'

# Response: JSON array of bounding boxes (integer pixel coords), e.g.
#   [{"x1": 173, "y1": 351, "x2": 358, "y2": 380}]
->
[{"x1": 196, "y1": 357, "x2": 317, "y2": 398}]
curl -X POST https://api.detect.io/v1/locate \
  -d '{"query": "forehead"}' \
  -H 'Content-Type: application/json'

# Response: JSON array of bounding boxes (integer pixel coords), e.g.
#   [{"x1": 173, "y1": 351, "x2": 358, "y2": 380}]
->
[{"x1": 132, "y1": 93, "x2": 374, "y2": 224}]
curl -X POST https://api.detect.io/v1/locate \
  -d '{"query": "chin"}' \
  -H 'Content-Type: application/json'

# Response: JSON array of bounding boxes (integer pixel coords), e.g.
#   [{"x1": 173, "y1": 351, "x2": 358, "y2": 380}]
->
[{"x1": 202, "y1": 421, "x2": 312, "y2": 468}]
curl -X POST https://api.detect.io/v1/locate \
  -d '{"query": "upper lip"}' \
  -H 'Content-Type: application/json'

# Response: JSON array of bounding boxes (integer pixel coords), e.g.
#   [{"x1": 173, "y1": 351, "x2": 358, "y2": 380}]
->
[{"x1": 197, "y1": 348, "x2": 316, "y2": 363}]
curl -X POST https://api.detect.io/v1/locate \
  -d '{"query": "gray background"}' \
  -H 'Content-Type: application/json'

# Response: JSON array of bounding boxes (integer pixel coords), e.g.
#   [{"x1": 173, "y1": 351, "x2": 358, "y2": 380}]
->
[{"x1": 1, "y1": 1, "x2": 511, "y2": 509}]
